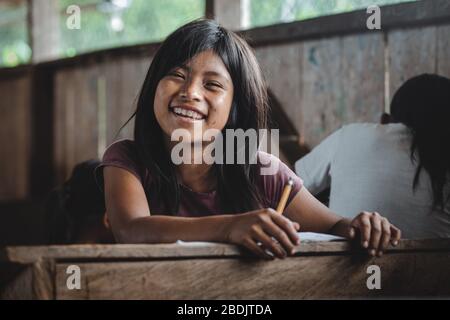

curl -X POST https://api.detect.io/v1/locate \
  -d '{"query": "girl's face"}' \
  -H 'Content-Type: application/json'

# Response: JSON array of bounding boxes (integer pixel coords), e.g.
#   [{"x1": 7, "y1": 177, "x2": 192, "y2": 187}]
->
[{"x1": 154, "y1": 50, "x2": 234, "y2": 143}]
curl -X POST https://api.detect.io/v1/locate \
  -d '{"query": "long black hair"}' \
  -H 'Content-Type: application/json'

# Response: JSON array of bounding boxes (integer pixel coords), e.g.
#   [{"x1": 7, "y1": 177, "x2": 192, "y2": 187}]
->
[
  {"x1": 391, "y1": 74, "x2": 450, "y2": 210},
  {"x1": 122, "y1": 19, "x2": 269, "y2": 214}
]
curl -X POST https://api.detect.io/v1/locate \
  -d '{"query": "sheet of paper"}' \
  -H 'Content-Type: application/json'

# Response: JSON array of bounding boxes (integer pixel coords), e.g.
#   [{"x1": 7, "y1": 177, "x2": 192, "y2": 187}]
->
[
  {"x1": 297, "y1": 232, "x2": 345, "y2": 242},
  {"x1": 175, "y1": 232, "x2": 344, "y2": 246}
]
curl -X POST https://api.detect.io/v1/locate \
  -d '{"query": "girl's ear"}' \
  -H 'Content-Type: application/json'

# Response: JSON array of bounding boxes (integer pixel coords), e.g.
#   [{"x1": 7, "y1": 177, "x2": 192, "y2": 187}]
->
[{"x1": 225, "y1": 102, "x2": 238, "y2": 128}]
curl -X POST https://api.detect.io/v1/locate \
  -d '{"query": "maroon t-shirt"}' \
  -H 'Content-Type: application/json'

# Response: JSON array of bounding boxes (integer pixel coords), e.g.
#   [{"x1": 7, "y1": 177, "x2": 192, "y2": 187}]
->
[{"x1": 96, "y1": 139, "x2": 303, "y2": 217}]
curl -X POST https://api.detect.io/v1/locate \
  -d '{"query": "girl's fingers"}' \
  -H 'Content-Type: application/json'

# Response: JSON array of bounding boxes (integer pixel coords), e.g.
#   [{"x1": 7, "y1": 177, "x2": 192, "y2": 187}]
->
[
  {"x1": 269, "y1": 210, "x2": 300, "y2": 246},
  {"x1": 348, "y1": 226, "x2": 356, "y2": 239},
  {"x1": 390, "y1": 225, "x2": 401, "y2": 246},
  {"x1": 253, "y1": 228, "x2": 287, "y2": 259},
  {"x1": 262, "y1": 224, "x2": 294, "y2": 256},
  {"x1": 377, "y1": 218, "x2": 392, "y2": 256},
  {"x1": 262, "y1": 219, "x2": 297, "y2": 255},
  {"x1": 350, "y1": 212, "x2": 401, "y2": 254},
  {"x1": 351, "y1": 213, "x2": 371, "y2": 248},
  {"x1": 243, "y1": 238, "x2": 273, "y2": 260},
  {"x1": 368, "y1": 213, "x2": 382, "y2": 256}
]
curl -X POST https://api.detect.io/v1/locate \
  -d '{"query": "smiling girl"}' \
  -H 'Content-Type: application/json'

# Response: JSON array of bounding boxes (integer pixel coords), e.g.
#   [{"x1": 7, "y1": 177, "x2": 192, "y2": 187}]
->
[{"x1": 96, "y1": 19, "x2": 401, "y2": 259}]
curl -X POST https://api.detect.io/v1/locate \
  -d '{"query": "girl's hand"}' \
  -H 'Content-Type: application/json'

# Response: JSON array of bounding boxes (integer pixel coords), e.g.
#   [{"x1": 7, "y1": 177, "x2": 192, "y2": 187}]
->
[
  {"x1": 345, "y1": 212, "x2": 401, "y2": 256},
  {"x1": 224, "y1": 208, "x2": 301, "y2": 260}
]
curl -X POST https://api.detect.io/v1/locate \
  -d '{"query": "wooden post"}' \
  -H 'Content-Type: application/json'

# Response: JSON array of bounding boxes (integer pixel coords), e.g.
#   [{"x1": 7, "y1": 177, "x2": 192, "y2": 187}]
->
[
  {"x1": 28, "y1": 0, "x2": 60, "y2": 63},
  {"x1": 205, "y1": 0, "x2": 249, "y2": 31}
]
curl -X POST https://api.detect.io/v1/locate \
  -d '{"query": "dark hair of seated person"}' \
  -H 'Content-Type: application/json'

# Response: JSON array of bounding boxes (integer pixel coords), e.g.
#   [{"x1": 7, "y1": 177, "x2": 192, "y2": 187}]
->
[
  {"x1": 389, "y1": 74, "x2": 450, "y2": 210},
  {"x1": 45, "y1": 159, "x2": 114, "y2": 244}
]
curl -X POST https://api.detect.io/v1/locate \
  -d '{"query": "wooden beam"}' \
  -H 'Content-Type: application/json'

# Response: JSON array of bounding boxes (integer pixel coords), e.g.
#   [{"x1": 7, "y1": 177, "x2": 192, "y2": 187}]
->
[
  {"x1": 2, "y1": 239, "x2": 450, "y2": 264},
  {"x1": 28, "y1": 0, "x2": 60, "y2": 63},
  {"x1": 205, "y1": 0, "x2": 243, "y2": 31},
  {"x1": 240, "y1": 0, "x2": 450, "y2": 47},
  {"x1": 0, "y1": 0, "x2": 25, "y2": 9}
]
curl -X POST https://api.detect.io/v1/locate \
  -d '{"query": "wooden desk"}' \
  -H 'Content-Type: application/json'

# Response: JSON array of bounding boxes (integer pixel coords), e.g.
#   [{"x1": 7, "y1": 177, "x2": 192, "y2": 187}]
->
[{"x1": 1, "y1": 239, "x2": 450, "y2": 299}]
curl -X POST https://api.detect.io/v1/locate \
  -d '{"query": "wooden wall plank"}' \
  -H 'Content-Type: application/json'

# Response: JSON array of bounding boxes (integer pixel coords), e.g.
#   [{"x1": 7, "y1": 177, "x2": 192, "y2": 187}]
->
[
  {"x1": 255, "y1": 43, "x2": 303, "y2": 164},
  {"x1": 53, "y1": 56, "x2": 152, "y2": 184},
  {"x1": 0, "y1": 74, "x2": 31, "y2": 200},
  {"x1": 0, "y1": 79, "x2": 12, "y2": 199},
  {"x1": 53, "y1": 70, "x2": 66, "y2": 185},
  {"x1": 104, "y1": 56, "x2": 147, "y2": 146},
  {"x1": 437, "y1": 24, "x2": 450, "y2": 78},
  {"x1": 300, "y1": 33, "x2": 385, "y2": 148},
  {"x1": 54, "y1": 64, "x2": 101, "y2": 183},
  {"x1": 388, "y1": 26, "x2": 438, "y2": 103},
  {"x1": 63, "y1": 68, "x2": 78, "y2": 182},
  {"x1": 74, "y1": 65, "x2": 99, "y2": 164},
  {"x1": 301, "y1": 37, "x2": 342, "y2": 147},
  {"x1": 255, "y1": 43, "x2": 303, "y2": 135},
  {"x1": 120, "y1": 56, "x2": 150, "y2": 139},
  {"x1": 14, "y1": 76, "x2": 31, "y2": 198},
  {"x1": 103, "y1": 56, "x2": 151, "y2": 150},
  {"x1": 103, "y1": 59, "x2": 121, "y2": 146},
  {"x1": 340, "y1": 33, "x2": 385, "y2": 124}
]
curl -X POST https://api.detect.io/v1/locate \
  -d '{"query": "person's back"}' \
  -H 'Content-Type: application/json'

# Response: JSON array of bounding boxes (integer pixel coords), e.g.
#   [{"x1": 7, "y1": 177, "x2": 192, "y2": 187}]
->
[
  {"x1": 296, "y1": 122, "x2": 450, "y2": 239},
  {"x1": 296, "y1": 74, "x2": 450, "y2": 239}
]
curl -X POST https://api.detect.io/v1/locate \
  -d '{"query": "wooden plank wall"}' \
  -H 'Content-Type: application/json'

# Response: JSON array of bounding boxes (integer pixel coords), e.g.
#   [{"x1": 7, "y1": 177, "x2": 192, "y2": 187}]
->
[
  {"x1": 255, "y1": 25, "x2": 450, "y2": 148},
  {"x1": 388, "y1": 26, "x2": 438, "y2": 101},
  {"x1": 0, "y1": 71, "x2": 31, "y2": 201},
  {"x1": 437, "y1": 25, "x2": 450, "y2": 77},
  {"x1": 53, "y1": 56, "x2": 151, "y2": 183},
  {"x1": 390, "y1": 25, "x2": 450, "y2": 100}
]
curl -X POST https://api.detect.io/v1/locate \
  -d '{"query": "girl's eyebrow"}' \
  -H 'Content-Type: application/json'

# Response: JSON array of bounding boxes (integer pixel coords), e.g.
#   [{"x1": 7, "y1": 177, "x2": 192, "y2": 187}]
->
[
  {"x1": 203, "y1": 71, "x2": 231, "y2": 83},
  {"x1": 177, "y1": 65, "x2": 230, "y2": 83}
]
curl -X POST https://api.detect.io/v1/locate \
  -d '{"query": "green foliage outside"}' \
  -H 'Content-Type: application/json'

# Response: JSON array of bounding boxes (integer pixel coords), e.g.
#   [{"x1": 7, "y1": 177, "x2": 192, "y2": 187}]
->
[
  {"x1": 0, "y1": 4, "x2": 30, "y2": 67},
  {"x1": 58, "y1": 0, "x2": 205, "y2": 58}
]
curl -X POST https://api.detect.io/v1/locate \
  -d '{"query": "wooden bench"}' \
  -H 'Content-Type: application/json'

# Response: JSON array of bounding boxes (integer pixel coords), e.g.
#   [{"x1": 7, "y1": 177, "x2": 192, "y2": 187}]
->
[{"x1": 1, "y1": 239, "x2": 450, "y2": 299}]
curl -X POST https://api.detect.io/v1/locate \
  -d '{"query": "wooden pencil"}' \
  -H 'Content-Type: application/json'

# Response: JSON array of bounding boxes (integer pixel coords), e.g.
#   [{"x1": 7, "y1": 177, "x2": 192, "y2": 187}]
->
[{"x1": 276, "y1": 178, "x2": 294, "y2": 214}]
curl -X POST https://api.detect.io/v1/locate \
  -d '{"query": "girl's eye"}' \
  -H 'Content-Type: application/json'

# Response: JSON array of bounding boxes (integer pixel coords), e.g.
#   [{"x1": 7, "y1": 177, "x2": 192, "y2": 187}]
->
[
  {"x1": 205, "y1": 81, "x2": 223, "y2": 89},
  {"x1": 169, "y1": 71, "x2": 185, "y2": 79}
]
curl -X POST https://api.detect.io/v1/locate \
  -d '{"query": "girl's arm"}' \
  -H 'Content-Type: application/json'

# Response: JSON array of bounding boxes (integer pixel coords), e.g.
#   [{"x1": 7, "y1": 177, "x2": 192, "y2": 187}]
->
[
  {"x1": 284, "y1": 187, "x2": 401, "y2": 256},
  {"x1": 104, "y1": 167, "x2": 300, "y2": 259},
  {"x1": 105, "y1": 166, "x2": 232, "y2": 243},
  {"x1": 295, "y1": 128, "x2": 342, "y2": 195}
]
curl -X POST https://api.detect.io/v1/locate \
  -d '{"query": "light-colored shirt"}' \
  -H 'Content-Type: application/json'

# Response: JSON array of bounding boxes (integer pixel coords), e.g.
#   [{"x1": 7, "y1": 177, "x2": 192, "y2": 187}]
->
[{"x1": 295, "y1": 123, "x2": 450, "y2": 239}]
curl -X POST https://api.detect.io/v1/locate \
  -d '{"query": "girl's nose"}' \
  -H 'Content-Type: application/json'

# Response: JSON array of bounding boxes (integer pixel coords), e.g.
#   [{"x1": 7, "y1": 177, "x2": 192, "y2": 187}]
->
[{"x1": 179, "y1": 79, "x2": 201, "y2": 102}]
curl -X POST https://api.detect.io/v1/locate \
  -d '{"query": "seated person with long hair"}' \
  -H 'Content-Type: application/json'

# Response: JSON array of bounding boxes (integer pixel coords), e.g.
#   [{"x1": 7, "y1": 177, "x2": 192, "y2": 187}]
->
[{"x1": 296, "y1": 74, "x2": 450, "y2": 239}]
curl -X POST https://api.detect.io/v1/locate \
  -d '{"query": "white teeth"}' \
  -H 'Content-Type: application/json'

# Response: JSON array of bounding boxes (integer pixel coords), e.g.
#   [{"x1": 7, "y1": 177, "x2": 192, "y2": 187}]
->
[{"x1": 172, "y1": 107, "x2": 204, "y2": 120}]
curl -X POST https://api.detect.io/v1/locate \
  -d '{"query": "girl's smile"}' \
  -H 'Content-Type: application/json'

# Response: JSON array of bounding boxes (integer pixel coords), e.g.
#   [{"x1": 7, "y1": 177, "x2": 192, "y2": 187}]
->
[
  {"x1": 154, "y1": 50, "x2": 234, "y2": 143},
  {"x1": 169, "y1": 104, "x2": 207, "y2": 122}
]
